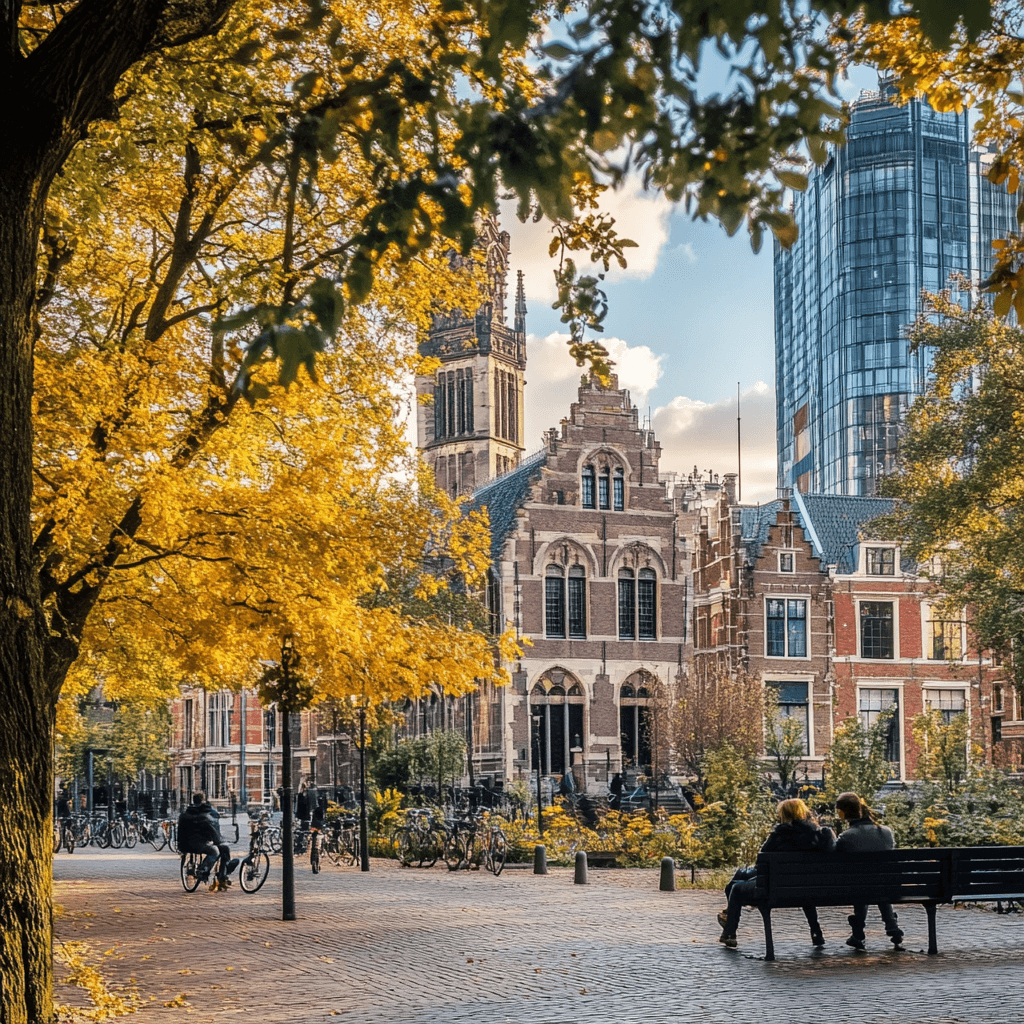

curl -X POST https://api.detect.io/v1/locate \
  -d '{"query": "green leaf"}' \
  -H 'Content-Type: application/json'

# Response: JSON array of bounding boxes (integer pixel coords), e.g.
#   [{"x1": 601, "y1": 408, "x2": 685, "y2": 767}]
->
[{"x1": 776, "y1": 170, "x2": 808, "y2": 192}]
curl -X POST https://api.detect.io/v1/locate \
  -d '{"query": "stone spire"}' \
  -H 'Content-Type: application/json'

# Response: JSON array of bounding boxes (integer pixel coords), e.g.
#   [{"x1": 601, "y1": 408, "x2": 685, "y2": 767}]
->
[{"x1": 514, "y1": 270, "x2": 527, "y2": 334}]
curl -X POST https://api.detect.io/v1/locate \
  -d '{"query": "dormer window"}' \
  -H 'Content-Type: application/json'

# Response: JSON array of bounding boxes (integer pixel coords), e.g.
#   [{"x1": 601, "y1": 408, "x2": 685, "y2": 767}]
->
[
  {"x1": 866, "y1": 547, "x2": 896, "y2": 576},
  {"x1": 582, "y1": 465, "x2": 596, "y2": 509}
]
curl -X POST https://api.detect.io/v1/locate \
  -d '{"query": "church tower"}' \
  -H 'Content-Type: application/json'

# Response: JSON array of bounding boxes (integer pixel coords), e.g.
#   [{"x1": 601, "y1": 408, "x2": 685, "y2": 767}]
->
[{"x1": 416, "y1": 217, "x2": 527, "y2": 495}]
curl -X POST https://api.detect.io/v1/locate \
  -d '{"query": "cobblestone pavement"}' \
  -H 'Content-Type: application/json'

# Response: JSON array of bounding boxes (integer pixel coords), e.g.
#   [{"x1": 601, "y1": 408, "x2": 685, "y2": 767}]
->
[{"x1": 53, "y1": 847, "x2": 1024, "y2": 1024}]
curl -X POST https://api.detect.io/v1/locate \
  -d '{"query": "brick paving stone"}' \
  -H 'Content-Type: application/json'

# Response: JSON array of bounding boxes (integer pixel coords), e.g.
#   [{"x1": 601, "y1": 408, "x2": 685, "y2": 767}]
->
[{"x1": 52, "y1": 847, "x2": 1024, "y2": 1024}]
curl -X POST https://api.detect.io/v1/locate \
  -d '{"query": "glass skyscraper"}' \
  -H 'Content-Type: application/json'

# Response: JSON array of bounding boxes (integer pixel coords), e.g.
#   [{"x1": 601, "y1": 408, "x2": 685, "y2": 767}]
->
[{"x1": 774, "y1": 81, "x2": 1017, "y2": 495}]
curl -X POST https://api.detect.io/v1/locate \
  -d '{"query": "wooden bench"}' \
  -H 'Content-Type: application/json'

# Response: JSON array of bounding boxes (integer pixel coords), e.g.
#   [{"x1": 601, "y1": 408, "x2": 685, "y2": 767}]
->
[
  {"x1": 750, "y1": 845, "x2": 1024, "y2": 960},
  {"x1": 585, "y1": 850, "x2": 624, "y2": 867}
]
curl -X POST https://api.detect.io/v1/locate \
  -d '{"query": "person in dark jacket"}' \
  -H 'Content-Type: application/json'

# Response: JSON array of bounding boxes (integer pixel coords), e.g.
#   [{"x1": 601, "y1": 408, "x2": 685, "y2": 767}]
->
[
  {"x1": 178, "y1": 793, "x2": 237, "y2": 891},
  {"x1": 835, "y1": 791, "x2": 904, "y2": 949},
  {"x1": 718, "y1": 798, "x2": 835, "y2": 948}
]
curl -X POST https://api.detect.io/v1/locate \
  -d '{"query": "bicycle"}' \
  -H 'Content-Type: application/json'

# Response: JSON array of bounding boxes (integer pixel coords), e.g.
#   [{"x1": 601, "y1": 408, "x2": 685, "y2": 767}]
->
[
  {"x1": 394, "y1": 810, "x2": 441, "y2": 868},
  {"x1": 309, "y1": 824, "x2": 321, "y2": 874},
  {"x1": 322, "y1": 816, "x2": 358, "y2": 867},
  {"x1": 238, "y1": 821, "x2": 272, "y2": 892},
  {"x1": 458, "y1": 813, "x2": 507, "y2": 876},
  {"x1": 53, "y1": 818, "x2": 74, "y2": 854}
]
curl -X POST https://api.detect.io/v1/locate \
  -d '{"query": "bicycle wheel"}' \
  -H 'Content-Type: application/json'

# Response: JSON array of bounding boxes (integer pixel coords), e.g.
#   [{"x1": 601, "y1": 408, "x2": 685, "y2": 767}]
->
[
  {"x1": 396, "y1": 829, "x2": 415, "y2": 867},
  {"x1": 239, "y1": 852, "x2": 269, "y2": 893},
  {"x1": 443, "y1": 832, "x2": 465, "y2": 871},
  {"x1": 322, "y1": 834, "x2": 342, "y2": 866},
  {"x1": 268, "y1": 828, "x2": 282, "y2": 855},
  {"x1": 418, "y1": 828, "x2": 441, "y2": 870},
  {"x1": 310, "y1": 836, "x2": 321, "y2": 874},
  {"x1": 489, "y1": 831, "x2": 507, "y2": 876},
  {"x1": 53, "y1": 824, "x2": 61, "y2": 854},
  {"x1": 122, "y1": 824, "x2": 138, "y2": 849},
  {"x1": 64, "y1": 828, "x2": 75, "y2": 854},
  {"x1": 181, "y1": 853, "x2": 202, "y2": 893},
  {"x1": 346, "y1": 829, "x2": 361, "y2": 866}
]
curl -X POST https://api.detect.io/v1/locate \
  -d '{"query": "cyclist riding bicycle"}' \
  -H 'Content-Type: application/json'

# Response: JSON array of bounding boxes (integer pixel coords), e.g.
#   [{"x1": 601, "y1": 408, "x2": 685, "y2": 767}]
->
[{"x1": 178, "y1": 792, "x2": 238, "y2": 891}]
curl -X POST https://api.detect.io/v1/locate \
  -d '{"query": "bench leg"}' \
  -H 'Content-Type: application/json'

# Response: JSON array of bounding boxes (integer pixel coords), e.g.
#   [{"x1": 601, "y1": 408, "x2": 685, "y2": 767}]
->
[
  {"x1": 757, "y1": 906, "x2": 775, "y2": 962},
  {"x1": 924, "y1": 903, "x2": 938, "y2": 955}
]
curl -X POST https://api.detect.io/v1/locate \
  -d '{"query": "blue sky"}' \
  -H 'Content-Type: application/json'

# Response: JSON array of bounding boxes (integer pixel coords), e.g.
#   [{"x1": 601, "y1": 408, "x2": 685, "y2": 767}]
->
[{"x1": 502, "y1": 64, "x2": 881, "y2": 504}]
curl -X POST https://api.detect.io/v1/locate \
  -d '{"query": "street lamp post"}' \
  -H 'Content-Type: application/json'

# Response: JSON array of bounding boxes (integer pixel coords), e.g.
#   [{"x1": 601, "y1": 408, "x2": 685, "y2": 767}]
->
[
  {"x1": 532, "y1": 714, "x2": 544, "y2": 837},
  {"x1": 358, "y1": 706, "x2": 369, "y2": 871},
  {"x1": 279, "y1": 635, "x2": 299, "y2": 922}
]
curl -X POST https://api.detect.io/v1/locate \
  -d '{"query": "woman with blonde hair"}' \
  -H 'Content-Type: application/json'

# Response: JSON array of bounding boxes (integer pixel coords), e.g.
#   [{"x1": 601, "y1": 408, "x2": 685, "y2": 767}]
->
[
  {"x1": 834, "y1": 792, "x2": 903, "y2": 949},
  {"x1": 718, "y1": 798, "x2": 834, "y2": 948}
]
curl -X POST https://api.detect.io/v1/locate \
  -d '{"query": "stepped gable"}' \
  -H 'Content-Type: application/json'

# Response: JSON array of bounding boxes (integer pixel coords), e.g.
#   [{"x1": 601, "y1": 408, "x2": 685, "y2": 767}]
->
[
  {"x1": 796, "y1": 494, "x2": 898, "y2": 572},
  {"x1": 739, "y1": 500, "x2": 784, "y2": 563},
  {"x1": 467, "y1": 449, "x2": 548, "y2": 566}
]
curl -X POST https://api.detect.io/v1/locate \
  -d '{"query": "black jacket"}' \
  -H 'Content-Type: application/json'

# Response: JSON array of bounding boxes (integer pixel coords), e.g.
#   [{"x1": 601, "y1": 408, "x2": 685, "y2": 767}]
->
[
  {"x1": 177, "y1": 802, "x2": 221, "y2": 852},
  {"x1": 835, "y1": 817, "x2": 895, "y2": 853},
  {"x1": 760, "y1": 819, "x2": 836, "y2": 855}
]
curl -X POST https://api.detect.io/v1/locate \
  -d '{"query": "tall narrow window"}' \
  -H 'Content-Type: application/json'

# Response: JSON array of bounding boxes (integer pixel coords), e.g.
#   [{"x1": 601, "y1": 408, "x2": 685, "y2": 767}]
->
[
  {"x1": 766, "y1": 599, "x2": 807, "y2": 657},
  {"x1": 599, "y1": 469, "x2": 610, "y2": 509},
  {"x1": 860, "y1": 601, "x2": 894, "y2": 659},
  {"x1": 618, "y1": 569, "x2": 635, "y2": 639},
  {"x1": 638, "y1": 568, "x2": 657, "y2": 639},
  {"x1": 494, "y1": 374, "x2": 502, "y2": 439},
  {"x1": 464, "y1": 373, "x2": 474, "y2": 432},
  {"x1": 768, "y1": 681, "x2": 810, "y2": 755},
  {"x1": 446, "y1": 372, "x2": 456, "y2": 437},
  {"x1": 568, "y1": 566, "x2": 587, "y2": 639},
  {"x1": 859, "y1": 688, "x2": 900, "y2": 763},
  {"x1": 582, "y1": 465, "x2": 596, "y2": 508},
  {"x1": 434, "y1": 375, "x2": 446, "y2": 440},
  {"x1": 456, "y1": 372, "x2": 466, "y2": 434},
  {"x1": 507, "y1": 377, "x2": 517, "y2": 443},
  {"x1": 613, "y1": 469, "x2": 624, "y2": 510},
  {"x1": 545, "y1": 565, "x2": 565, "y2": 638}
]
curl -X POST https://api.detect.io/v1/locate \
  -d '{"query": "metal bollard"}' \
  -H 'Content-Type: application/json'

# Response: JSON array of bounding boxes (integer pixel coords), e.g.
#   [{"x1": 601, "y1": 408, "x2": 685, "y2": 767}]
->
[
  {"x1": 533, "y1": 844, "x2": 548, "y2": 875},
  {"x1": 574, "y1": 850, "x2": 588, "y2": 885},
  {"x1": 660, "y1": 856, "x2": 676, "y2": 892}
]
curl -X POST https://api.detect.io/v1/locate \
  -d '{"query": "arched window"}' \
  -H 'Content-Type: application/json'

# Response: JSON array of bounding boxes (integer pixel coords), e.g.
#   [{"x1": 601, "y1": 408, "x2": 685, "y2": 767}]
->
[
  {"x1": 620, "y1": 677, "x2": 655, "y2": 771},
  {"x1": 434, "y1": 372, "x2": 447, "y2": 440},
  {"x1": 618, "y1": 566, "x2": 658, "y2": 640},
  {"x1": 582, "y1": 465, "x2": 596, "y2": 508},
  {"x1": 544, "y1": 565, "x2": 565, "y2": 638},
  {"x1": 546, "y1": 563, "x2": 587, "y2": 639},
  {"x1": 613, "y1": 468, "x2": 625, "y2": 511},
  {"x1": 567, "y1": 565, "x2": 586, "y2": 639},
  {"x1": 530, "y1": 671, "x2": 586, "y2": 776},
  {"x1": 618, "y1": 569, "x2": 635, "y2": 639},
  {"x1": 599, "y1": 468, "x2": 611, "y2": 510},
  {"x1": 638, "y1": 568, "x2": 657, "y2": 639}
]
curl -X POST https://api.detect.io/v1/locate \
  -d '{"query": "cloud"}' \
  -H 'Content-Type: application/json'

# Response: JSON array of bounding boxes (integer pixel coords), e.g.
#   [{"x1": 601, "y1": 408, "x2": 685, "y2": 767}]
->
[
  {"x1": 523, "y1": 331, "x2": 664, "y2": 451},
  {"x1": 652, "y1": 382, "x2": 778, "y2": 504},
  {"x1": 502, "y1": 177, "x2": 674, "y2": 305}
]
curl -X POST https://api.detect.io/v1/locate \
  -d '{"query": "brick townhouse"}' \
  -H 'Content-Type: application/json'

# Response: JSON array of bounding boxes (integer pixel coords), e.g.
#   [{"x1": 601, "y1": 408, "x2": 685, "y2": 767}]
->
[{"x1": 690, "y1": 488, "x2": 1021, "y2": 781}]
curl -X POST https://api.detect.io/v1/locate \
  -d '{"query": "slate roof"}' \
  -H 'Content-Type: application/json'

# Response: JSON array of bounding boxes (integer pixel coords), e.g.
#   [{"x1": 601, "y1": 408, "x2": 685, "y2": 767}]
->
[
  {"x1": 739, "y1": 500, "x2": 784, "y2": 563},
  {"x1": 797, "y1": 494, "x2": 897, "y2": 573},
  {"x1": 467, "y1": 449, "x2": 549, "y2": 567},
  {"x1": 738, "y1": 494, "x2": 898, "y2": 573}
]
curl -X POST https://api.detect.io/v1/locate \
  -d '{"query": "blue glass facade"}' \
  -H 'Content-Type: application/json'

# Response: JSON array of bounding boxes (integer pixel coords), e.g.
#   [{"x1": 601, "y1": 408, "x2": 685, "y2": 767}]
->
[{"x1": 775, "y1": 84, "x2": 1017, "y2": 495}]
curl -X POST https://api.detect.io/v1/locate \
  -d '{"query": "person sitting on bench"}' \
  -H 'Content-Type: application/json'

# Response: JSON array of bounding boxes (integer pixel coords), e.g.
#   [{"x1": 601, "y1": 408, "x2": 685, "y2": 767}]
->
[
  {"x1": 718, "y1": 798, "x2": 835, "y2": 948},
  {"x1": 834, "y1": 791, "x2": 904, "y2": 950}
]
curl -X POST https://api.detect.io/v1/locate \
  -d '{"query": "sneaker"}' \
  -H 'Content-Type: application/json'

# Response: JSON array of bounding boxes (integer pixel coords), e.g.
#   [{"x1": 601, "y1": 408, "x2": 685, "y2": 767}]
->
[
  {"x1": 716, "y1": 909, "x2": 729, "y2": 930},
  {"x1": 226, "y1": 858, "x2": 240, "y2": 876},
  {"x1": 719, "y1": 932, "x2": 738, "y2": 948},
  {"x1": 219, "y1": 877, "x2": 232, "y2": 889},
  {"x1": 845, "y1": 935, "x2": 865, "y2": 950},
  {"x1": 208, "y1": 879, "x2": 222, "y2": 892}
]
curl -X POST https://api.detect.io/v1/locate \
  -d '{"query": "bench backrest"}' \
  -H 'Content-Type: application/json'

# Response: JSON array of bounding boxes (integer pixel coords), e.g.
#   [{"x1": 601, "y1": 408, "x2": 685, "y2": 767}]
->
[
  {"x1": 754, "y1": 848, "x2": 951, "y2": 906},
  {"x1": 949, "y1": 846, "x2": 1024, "y2": 901}
]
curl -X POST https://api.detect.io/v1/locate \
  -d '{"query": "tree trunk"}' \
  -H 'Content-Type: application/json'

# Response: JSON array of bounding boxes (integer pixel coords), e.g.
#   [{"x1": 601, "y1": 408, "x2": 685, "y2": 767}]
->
[{"x1": 0, "y1": 153, "x2": 58, "y2": 1022}]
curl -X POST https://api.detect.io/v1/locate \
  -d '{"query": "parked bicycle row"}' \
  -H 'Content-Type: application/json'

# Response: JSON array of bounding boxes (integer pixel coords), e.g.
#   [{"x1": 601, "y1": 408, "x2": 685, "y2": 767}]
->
[
  {"x1": 53, "y1": 812, "x2": 177, "y2": 853},
  {"x1": 392, "y1": 808, "x2": 506, "y2": 875}
]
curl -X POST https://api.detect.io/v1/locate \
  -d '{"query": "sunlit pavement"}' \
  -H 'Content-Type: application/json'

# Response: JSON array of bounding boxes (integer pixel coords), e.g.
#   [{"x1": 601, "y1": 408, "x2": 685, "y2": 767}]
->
[{"x1": 53, "y1": 846, "x2": 1023, "y2": 1024}]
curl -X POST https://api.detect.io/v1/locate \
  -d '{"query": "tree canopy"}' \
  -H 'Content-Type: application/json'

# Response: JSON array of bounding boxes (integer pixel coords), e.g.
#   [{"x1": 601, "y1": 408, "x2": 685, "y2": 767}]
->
[
  {"x1": 878, "y1": 292, "x2": 1024, "y2": 689},
  {"x1": 0, "y1": 0, "x2": 992, "y2": 1020}
]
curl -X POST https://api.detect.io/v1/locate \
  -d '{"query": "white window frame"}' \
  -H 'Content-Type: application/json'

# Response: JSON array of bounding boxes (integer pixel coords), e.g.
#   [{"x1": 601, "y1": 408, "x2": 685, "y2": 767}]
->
[
  {"x1": 864, "y1": 545, "x2": 898, "y2": 576},
  {"x1": 764, "y1": 597, "x2": 810, "y2": 659},
  {"x1": 855, "y1": 598, "x2": 899, "y2": 660},
  {"x1": 923, "y1": 685, "x2": 969, "y2": 726},
  {"x1": 856, "y1": 683, "x2": 905, "y2": 780},
  {"x1": 921, "y1": 602, "x2": 966, "y2": 662},
  {"x1": 763, "y1": 674, "x2": 816, "y2": 758},
  {"x1": 778, "y1": 551, "x2": 796, "y2": 573}
]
